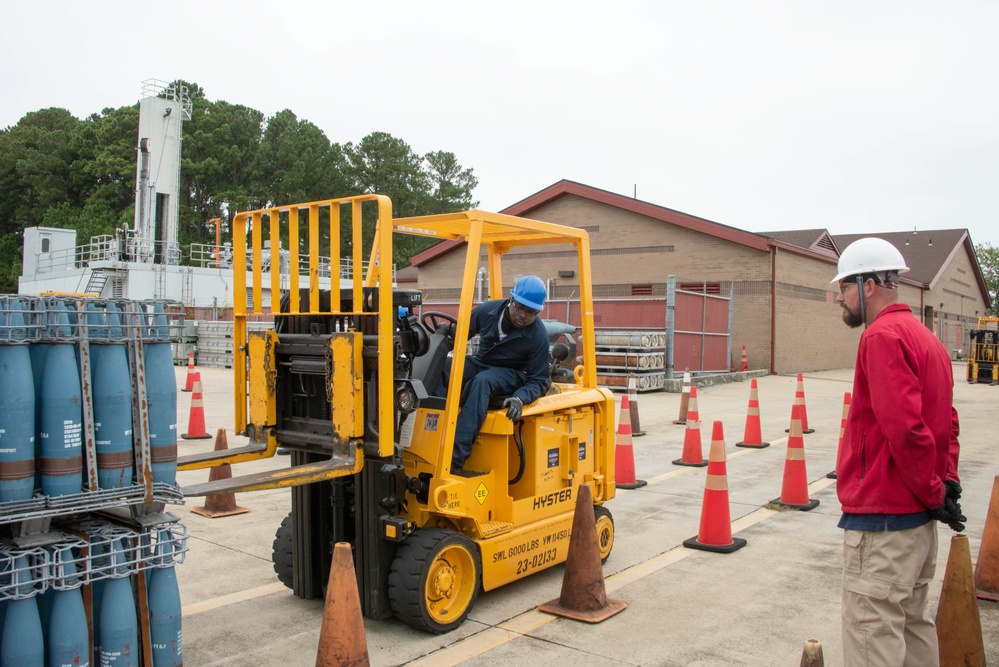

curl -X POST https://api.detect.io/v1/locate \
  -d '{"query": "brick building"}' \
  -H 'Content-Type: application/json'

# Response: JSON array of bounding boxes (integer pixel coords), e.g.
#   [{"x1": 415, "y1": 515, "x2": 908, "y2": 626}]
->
[{"x1": 408, "y1": 180, "x2": 990, "y2": 374}]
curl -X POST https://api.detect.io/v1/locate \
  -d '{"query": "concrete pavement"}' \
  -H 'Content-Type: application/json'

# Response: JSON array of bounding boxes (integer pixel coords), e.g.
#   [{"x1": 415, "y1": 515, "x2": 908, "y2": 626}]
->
[{"x1": 173, "y1": 364, "x2": 998, "y2": 666}]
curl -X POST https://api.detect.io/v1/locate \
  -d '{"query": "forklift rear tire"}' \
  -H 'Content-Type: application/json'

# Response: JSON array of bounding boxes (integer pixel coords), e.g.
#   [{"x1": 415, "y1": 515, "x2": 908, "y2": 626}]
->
[
  {"x1": 594, "y1": 506, "x2": 615, "y2": 564},
  {"x1": 388, "y1": 528, "x2": 481, "y2": 634},
  {"x1": 272, "y1": 512, "x2": 294, "y2": 590}
]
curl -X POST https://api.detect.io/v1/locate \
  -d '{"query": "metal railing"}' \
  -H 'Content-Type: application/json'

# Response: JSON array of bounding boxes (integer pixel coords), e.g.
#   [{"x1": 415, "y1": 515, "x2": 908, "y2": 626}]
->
[{"x1": 32, "y1": 230, "x2": 181, "y2": 274}]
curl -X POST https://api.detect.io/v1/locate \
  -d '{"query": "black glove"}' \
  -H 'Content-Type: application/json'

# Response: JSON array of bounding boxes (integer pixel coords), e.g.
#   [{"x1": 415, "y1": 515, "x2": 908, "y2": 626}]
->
[
  {"x1": 929, "y1": 481, "x2": 967, "y2": 532},
  {"x1": 503, "y1": 396, "x2": 523, "y2": 421}
]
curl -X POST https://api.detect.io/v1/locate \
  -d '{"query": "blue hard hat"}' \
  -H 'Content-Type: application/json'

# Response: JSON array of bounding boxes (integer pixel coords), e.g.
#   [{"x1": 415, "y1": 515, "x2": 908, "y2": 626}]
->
[{"x1": 511, "y1": 275, "x2": 547, "y2": 311}]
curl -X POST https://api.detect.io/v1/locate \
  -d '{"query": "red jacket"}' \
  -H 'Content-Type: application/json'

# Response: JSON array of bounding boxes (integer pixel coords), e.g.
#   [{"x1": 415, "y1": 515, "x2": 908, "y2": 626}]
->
[{"x1": 837, "y1": 303, "x2": 960, "y2": 514}]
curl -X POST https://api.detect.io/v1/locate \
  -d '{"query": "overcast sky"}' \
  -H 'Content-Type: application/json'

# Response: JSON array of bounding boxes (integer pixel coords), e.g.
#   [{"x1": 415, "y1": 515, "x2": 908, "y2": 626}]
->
[{"x1": 4, "y1": 1, "x2": 997, "y2": 251}]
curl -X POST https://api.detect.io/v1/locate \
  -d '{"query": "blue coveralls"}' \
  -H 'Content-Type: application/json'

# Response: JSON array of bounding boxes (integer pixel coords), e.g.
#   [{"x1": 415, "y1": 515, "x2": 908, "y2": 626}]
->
[{"x1": 447, "y1": 299, "x2": 550, "y2": 467}]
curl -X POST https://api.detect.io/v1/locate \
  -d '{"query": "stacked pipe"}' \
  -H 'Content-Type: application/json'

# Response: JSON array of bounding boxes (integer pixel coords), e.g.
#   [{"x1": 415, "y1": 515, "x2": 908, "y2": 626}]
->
[{"x1": 593, "y1": 330, "x2": 666, "y2": 392}]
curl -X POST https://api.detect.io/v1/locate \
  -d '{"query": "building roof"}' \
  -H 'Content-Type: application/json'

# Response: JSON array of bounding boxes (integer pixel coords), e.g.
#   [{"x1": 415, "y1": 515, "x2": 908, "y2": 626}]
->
[
  {"x1": 760, "y1": 229, "x2": 840, "y2": 258},
  {"x1": 409, "y1": 179, "x2": 773, "y2": 267},
  {"x1": 832, "y1": 229, "x2": 967, "y2": 283}
]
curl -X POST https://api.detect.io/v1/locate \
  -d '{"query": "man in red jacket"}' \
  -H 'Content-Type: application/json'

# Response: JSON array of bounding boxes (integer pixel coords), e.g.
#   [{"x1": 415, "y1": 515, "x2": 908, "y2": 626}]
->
[{"x1": 832, "y1": 237, "x2": 964, "y2": 666}]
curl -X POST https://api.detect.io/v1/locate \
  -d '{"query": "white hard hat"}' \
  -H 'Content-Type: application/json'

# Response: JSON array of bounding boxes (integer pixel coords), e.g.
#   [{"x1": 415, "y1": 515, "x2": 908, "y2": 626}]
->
[{"x1": 831, "y1": 238, "x2": 910, "y2": 283}]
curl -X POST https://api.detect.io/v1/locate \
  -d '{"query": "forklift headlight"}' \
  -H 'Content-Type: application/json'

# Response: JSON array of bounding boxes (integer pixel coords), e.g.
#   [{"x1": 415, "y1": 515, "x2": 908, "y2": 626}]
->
[{"x1": 395, "y1": 379, "x2": 427, "y2": 413}]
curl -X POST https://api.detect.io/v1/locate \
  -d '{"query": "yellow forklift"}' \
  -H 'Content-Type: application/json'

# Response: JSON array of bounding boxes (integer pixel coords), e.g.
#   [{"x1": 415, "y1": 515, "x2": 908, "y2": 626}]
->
[
  {"x1": 177, "y1": 194, "x2": 617, "y2": 633},
  {"x1": 966, "y1": 316, "x2": 999, "y2": 384}
]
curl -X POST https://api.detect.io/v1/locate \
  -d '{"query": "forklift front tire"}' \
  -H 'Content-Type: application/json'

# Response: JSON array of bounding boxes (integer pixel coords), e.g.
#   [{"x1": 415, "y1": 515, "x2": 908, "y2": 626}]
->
[
  {"x1": 594, "y1": 505, "x2": 615, "y2": 564},
  {"x1": 272, "y1": 512, "x2": 295, "y2": 590},
  {"x1": 388, "y1": 528, "x2": 481, "y2": 634}
]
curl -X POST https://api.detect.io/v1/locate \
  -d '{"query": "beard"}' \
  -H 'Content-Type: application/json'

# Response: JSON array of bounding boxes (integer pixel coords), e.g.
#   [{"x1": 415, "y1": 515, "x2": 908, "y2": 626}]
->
[{"x1": 841, "y1": 305, "x2": 863, "y2": 329}]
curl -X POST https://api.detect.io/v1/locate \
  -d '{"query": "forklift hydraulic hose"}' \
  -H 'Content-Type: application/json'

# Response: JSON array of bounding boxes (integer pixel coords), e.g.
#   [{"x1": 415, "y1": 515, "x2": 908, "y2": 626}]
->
[{"x1": 509, "y1": 420, "x2": 526, "y2": 485}]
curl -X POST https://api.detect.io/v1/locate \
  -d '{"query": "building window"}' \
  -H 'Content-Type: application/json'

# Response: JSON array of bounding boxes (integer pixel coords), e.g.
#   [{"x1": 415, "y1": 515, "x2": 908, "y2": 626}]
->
[
  {"x1": 631, "y1": 283, "x2": 653, "y2": 296},
  {"x1": 41, "y1": 237, "x2": 50, "y2": 252}
]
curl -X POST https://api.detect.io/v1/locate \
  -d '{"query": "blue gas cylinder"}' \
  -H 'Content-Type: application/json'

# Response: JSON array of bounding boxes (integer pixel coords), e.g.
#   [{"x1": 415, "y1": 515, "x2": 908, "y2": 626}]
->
[
  {"x1": 47, "y1": 548, "x2": 89, "y2": 667},
  {"x1": 144, "y1": 305, "x2": 177, "y2": 486},
  {"x1": 28, "y1": 344, "x2": 46, "y2": 495},
  {"x1": 0, "y1": 556, "x2": 44, "y2": 667},
  {"x1": 39, "y1": 301, "x2": 83, "y2": 497},
  {"x1": 0, "y1": 300, "x2": 36, "y2": 503},
  {"x1": 147, "y1": 528, "x2": 182, "y2": 666},
  {"x1": 97, "y1": 539, "x2": 137, "y2": 667},
  {"x1": 89, "y1": 307, "x2": 134, "y2": 490}
]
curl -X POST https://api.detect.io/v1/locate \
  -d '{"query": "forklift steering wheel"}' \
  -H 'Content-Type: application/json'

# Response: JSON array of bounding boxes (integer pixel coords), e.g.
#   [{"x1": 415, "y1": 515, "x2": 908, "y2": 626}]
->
[{"x1": 421, "y1": 311, "x2": 458, "y2": 334}]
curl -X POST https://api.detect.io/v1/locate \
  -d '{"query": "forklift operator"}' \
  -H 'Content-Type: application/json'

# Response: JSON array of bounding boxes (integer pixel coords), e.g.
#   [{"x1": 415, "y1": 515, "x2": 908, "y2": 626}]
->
[{"x1": 444, "y1": 275, "x2": 551, "y2": 476}]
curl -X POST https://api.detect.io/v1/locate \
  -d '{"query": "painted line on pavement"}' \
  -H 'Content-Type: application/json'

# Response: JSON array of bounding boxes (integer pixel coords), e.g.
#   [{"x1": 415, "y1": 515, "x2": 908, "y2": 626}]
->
[{"x1": 182, "y1": 581, "x2": 288, "y2": 617}]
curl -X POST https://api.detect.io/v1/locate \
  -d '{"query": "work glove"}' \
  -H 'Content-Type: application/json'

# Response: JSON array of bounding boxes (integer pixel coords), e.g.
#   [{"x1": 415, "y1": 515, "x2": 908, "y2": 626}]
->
[
  {"x1": 503, "y1": 396, "x2": 523, "y2": 421},
  {"x1": 929, "y1": 480, "x2": 967, "y2": 532}
]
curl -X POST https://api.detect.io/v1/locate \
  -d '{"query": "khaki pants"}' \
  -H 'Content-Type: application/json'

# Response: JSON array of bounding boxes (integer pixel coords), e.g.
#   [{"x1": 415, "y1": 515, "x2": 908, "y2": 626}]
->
[{"x1": 842, "y1": 522, "x2": 938, "y2": 667}]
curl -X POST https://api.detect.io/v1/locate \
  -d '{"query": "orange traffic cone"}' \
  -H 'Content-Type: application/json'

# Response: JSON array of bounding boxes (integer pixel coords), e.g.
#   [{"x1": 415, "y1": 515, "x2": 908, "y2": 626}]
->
[
  {"x1": 182, "y1": 351, "x2": 196, "y2": 392},
  {"x1": 735, "y1": 378, "x2": 769, "y2": 448},
  {"x1": 936, "y1": 534, "x2": 986, "y2": 667},
  {"x1": 615, "y1": 393, "x2": 647, "y2": 489},
  {"x1": 772, "y1": 403, "x2": 819, "y2": 510},
  {"x1": 975, "y1": 474, "x2": 999, "y2": 601},
  {"x1": 627, "y1": 373, "x2": 646, "y2": 437},
  {"x1": 673, "y1": 371, "x2": 692, "y2": 424},
  {"x1": 785, "y1": 373, "x2": 814, "y2": 434},
  {"x1": 315, "y1": 542, "x2": 370, "y2": 666},
  {"x1": 683, "y1": 421, "x2": 747, "y2": 553},
  {"x1": 191, "y1": 429, "x2": 249, "y2": 518},
  {"x1": 673, "y1": 386, "x2": 707, "y2": 467},
  {"x1": 827, "y1": 392, "x2": 850, "y2": 480},
  {"x1": 740, "y1": 345, "x2": 748, "y2": 372},
  {"x1": 538, "y1": 483, "x2": 627, "y2": 622},
  {"x1": 181, "y1": 372, "x2": 212, "y2": 440},
  {"x1": 800, "y1": 639, "x2": 825, "y2": 667}
]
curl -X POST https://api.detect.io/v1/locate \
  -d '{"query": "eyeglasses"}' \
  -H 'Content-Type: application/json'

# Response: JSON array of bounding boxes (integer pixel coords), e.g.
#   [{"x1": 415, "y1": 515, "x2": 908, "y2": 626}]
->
[
  {"x1": 838, "y1": 282, "x2": 858, "y2": 295},
  {"x1": 511, "y1": 301, "x2": 540, "y2": 317}
]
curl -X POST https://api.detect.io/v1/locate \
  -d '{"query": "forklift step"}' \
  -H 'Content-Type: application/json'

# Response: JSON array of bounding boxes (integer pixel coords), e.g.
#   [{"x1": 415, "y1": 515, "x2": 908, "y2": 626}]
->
[
  {"x1": 478, "y1": 520, "x2": 514, "y2": 537},
  {"x1": 182, "y1": 456, "x2": 359, "y2": 496}
]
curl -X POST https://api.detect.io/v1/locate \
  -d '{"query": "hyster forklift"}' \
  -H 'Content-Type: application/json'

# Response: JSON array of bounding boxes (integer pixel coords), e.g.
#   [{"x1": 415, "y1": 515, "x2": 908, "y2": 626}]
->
[{"x1": 178, "y1": 194, "x2": 617, "y2": 633}]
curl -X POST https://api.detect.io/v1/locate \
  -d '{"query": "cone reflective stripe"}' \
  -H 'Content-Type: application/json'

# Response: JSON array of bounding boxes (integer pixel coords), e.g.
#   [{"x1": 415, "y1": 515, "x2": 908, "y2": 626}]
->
[
  {"x1": 740, "y1": 345, "x2": 748, "y2": 372},
  {"x1": 181, "y1": 372, "x2": 212, "y2": 440},
  {"x1": 627, "y1": 373, "x2": 646, "y2": 437},
  {"x1": 673, "y1": 371, "x2": 692, "y2": 424},
  {"x1": 785, "y1": 373, "x2": 814, "y2": 434},
  {"x1": 827, "y1": 392, "x2": 851, "y2": 480},
  {"x1": 772, "y1": 403, "x2": 819, "y2": 511},
  {"x1": 315, "y1": 542, "x2": 370, "y2": 666},
  {"x1": 736, "y1": 378, "x2": 769, "y2": 448},
  {"x1": 538, "y1": 483, "x2": 626, "y2": 622},
  {"x1": 936, "y1": 534, "x2": 986, "y2": 666},
  {"x1": 614, "y1": 393, "x2": 646, "y2": 489},
  {"x1": 673, "y1": 386, "x2": 707, "y2": 467},
  {"x1": 975, "y1": 474, "x2": 999, "y2": 601},
  {"x1": 182, "y1": 351, "x2": 196, "y2": 392},
  {"x1": 191, "y1": 429, "x2": 248, "y2": 518},
  {"x1": 683, "y1": 421, "x2": 747, "y2": 553}
]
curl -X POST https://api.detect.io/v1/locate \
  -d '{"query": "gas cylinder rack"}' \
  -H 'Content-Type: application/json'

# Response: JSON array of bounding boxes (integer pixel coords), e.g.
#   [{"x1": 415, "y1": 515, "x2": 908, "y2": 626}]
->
[{"x1": 0, "y1": 295, "x2": 188, "y2": 667}]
